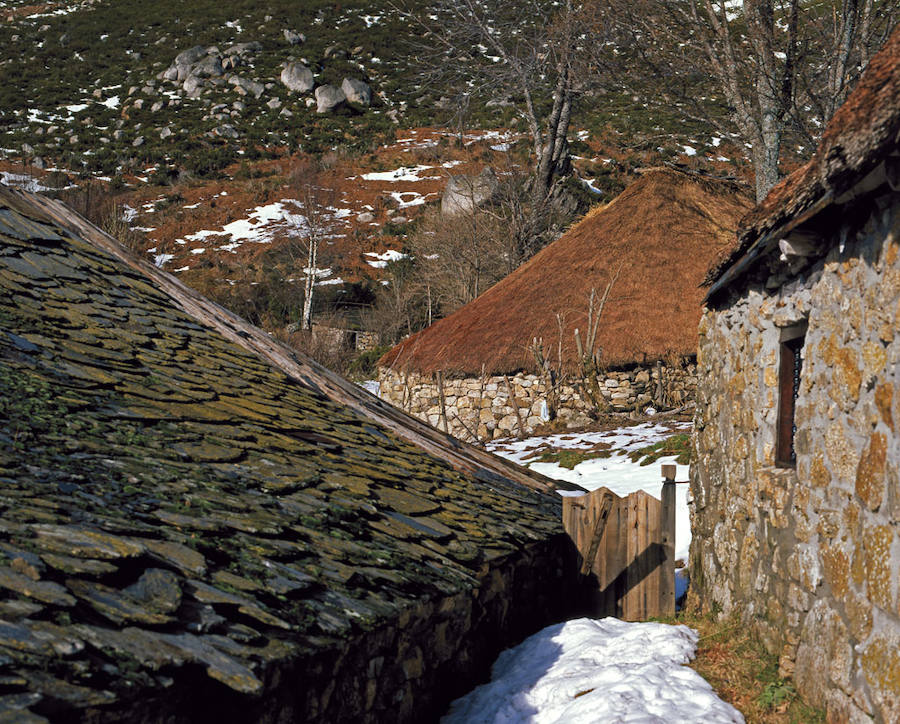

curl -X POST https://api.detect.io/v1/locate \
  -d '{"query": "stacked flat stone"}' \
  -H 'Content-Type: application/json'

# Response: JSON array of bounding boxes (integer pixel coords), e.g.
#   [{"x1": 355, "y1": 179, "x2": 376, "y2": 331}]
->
[
  {"x1": 0, "y1": 187, "x2": 575, "y2": 722},
  {"x1": 378, "y1": 366, "x2": 696, "y2": 441}
]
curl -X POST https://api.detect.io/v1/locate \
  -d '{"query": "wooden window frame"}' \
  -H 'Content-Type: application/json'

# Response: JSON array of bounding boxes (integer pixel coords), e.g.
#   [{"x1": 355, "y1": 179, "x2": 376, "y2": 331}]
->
[{"x1": 775, "y1": 323, "x2": 807, "y2": 468}]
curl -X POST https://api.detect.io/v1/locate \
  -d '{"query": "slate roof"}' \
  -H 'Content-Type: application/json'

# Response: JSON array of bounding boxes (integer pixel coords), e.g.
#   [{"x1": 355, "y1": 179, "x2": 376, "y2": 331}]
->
[
  {"x1": 705, "y1": 25, "x2": 900, "y2": 293},
  {"x1": 379, "y1": 168, "x2": 751, "y2": 375},
  {"x1": 0, "y1": 184, "x2": 571, "y2": 721}
]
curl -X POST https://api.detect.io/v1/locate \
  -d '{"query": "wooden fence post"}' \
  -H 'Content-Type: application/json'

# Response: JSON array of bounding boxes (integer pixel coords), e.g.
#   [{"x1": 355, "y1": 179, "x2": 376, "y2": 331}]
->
[
  {"x1": 660, "y1": 464, "x2": 677, "y2": 617},
  {"x1": 436, "y1": 370, "x2": 449, "y2": 433}
]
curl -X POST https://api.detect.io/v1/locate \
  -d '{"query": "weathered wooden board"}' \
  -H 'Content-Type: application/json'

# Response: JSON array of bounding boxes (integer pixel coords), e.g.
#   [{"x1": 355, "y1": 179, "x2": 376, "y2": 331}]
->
[{"x1": 563, "y1": 483, "x2": 674, "y2": 621}]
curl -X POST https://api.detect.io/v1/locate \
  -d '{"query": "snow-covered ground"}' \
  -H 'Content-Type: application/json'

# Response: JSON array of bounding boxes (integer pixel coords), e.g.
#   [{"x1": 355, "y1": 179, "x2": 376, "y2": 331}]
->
[
  {"x1": 444, "y1": 617, "x2": 743, "y2": 723},
  {"x1": 488, "y1": 422, "x2": 692, "y2": 560},
  {"x1": 445, "y1": 422, "x2": 743, "y2": 723}
]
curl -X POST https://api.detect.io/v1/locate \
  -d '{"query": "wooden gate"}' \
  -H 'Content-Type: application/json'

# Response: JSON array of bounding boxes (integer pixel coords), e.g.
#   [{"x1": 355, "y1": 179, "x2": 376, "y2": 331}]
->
[{"x1": 562, "y1": 465, "x2": 677, "y2": 621}]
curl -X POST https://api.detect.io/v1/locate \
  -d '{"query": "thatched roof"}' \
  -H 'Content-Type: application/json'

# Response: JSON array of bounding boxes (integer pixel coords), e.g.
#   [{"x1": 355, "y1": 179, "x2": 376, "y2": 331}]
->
[
  {"x1": 705, "y1": 25, "x2": 900, "y2": 291},
  {"x1": 380, "y1": 168, "x2": 752, "y2": 376}
]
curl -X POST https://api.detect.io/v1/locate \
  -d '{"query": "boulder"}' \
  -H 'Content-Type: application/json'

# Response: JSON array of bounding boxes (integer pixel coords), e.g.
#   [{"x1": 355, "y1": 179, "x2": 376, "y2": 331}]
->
[
  {"x1": 224, "y1": 41, "x2": 262, "y2": 56},
  {"x1": 214, "y1": 124, "x2": 240, "y2": 139},
  {"x1": 183, "y1": 76, "x2": 205, "y2": 97},
  {"x1": 228, "y1": 76, "x2": 264, "y2": 99},
  {"x1": 283, "y1": 29, "x2": 305, "y2": 46},
  {"x1": 315, "y1": 85, "x2": 346, "y2": 113},
  {"x1": 341, "y1": 78, "x2": 371, "y2": 106},
  {"x1": 323, "y1": 44, "x2": 347, "y2": 59},
  {"x1": 280, "y1": 62, "x2": 314, "y2": 93},
  {"x1": 174, "y1": 45, "x2": 208, "y2": 67},
  {"x1": 441, "y1": 167, "x2": 500, "y2": 215},
  {"x1": 357, "y1": 212, "x2": 375, "y2": 223},
  {"x1": 191, "y1": 54, "x2": 224, "y2": 78}
]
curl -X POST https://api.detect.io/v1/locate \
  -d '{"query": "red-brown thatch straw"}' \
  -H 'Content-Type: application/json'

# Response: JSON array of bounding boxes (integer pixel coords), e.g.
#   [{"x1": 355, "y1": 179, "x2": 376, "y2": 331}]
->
[{"x1": 380, "y1": 167, "x2": 752, "y2": 376}]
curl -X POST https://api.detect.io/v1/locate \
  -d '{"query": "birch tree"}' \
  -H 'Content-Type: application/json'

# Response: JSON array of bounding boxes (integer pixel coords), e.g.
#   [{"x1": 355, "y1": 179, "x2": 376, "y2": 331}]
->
[
  {"x1": 286, "y1": 161, "x2": 335, "y2": 330},
  {"x1": 600, "y1": 0, "x2": 896, "y2": 200},
  {"x1": 401, "y1": 0, "x2": 604, "y2": 216}
]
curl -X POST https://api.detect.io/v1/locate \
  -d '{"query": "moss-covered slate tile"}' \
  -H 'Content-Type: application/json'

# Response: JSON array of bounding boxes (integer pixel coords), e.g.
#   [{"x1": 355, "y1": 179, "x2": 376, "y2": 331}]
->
[
  {"x1": 0, "y1": 185, "x2": 569, "y2": 720},
  {"x1": 0, "y1": 569, "x2": 76, "y2": 608}
]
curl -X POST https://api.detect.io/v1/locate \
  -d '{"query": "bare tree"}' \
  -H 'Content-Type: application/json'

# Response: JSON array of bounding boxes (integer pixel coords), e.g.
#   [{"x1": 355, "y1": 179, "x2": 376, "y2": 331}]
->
[
  {"x1": 367, "y1": 256, "x2": 430, "y2": 344},
  {"x1": 529, "y1": 267, "x2": 622, "y2": 419},
  {"x1": 285, "y1": 160, "x2": 336, "y2": 330},
  {"x1": 399, "y1": 0, "x2": 604, "y2": 214},
  {"x1": 599, "y1": 0, "x2": 897, "y2": 200},
  {"x1": 406, "y1": 204, "x2": 516, "y2": 317}
]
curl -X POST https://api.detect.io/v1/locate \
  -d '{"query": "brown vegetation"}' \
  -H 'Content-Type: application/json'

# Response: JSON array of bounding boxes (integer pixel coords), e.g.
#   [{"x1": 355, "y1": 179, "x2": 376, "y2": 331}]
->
[
  {"x1": 380, "y1": 167, "x2": 752, "y2": 376},
  {"x1": 670, "y1": 608, "x2": 825, "y2": 723}
]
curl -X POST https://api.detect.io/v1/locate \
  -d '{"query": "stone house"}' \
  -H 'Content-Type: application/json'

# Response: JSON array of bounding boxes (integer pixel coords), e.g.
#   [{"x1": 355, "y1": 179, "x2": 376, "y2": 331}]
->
[
  {"x1": 378, "y1": 168, "x2": 751, "y2": 441},
  {"x1": 0, "y1": 183, "x2": 587, "y2": 722},
  {"x1": 690, "y1": 27, "x2": 900, "y2": 722}
]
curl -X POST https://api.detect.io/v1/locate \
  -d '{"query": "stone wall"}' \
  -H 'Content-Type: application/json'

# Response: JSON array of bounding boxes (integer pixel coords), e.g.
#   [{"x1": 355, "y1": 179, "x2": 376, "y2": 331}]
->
[
  {"x1": 85, "y1": 533, "x2": 584, "y2": 723},
  {"x1": 378, "y1": 362, "x2": 696, "y2": 441},
  {"x1": 690, "y1": 191, "x2": 900, "y2": 721}
]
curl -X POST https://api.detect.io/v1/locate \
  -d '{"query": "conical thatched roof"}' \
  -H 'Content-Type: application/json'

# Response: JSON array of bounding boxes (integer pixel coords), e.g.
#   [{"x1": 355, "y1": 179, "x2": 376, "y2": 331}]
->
[{"x1": 380, "y1": 168, "x2": 752, "y2": 376}]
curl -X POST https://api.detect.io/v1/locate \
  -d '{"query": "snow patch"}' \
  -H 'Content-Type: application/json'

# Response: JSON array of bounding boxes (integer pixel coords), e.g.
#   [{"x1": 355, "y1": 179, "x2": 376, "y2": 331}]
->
[
  {"x1": 360, "y1": 165, "x2": 438, "y2": 182},
  {"x1": 365, "y1": 250, "x2": 407, "y2": 268},
  {"x1": 490, "y1": 423, "x2": 693, "y2": 561},
  {"x1": 444, "y1": 617, "x2": 744, "y2": 723}
]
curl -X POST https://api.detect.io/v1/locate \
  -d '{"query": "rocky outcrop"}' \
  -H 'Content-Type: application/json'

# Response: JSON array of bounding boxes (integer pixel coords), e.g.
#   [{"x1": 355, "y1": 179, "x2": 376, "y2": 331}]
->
[
  {"x1": 150, "y1": 41, "x2": 378, "y2": 135},
  {"x1": 441, "y1": 167, "x2": 499, "y2": 215},
  {"x1": 342, "y1": 77, "x2": 371, "y2": 106},
  {"x1": 227, "y1": 75, "x2": 264, "y2": 99},
  {"x1": 280, "y1": 62, "x2": 314, "y2": 93},
  {"x1": 315, "y1": 84, "x2": 346, "y2": 113}
]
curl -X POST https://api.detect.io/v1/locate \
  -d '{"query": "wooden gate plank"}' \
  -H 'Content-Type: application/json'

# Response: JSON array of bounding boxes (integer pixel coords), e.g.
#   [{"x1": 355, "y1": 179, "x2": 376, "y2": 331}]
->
[
  {"x1": 660, "y1": 480, "x2": 676, "y2": 617},
  {"x1": 580, "y1": 492, "x2": 614, "y2": 575}
]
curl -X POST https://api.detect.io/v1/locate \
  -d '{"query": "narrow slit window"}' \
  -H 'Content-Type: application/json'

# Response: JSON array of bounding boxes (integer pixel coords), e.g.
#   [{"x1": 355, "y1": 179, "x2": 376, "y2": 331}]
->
[{"x1": 776, "y1": 325, "x2": 806, "y2": 467}]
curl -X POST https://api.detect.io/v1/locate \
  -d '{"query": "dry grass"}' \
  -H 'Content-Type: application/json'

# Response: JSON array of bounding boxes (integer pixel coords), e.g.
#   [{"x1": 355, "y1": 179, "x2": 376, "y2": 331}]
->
[
  {"x1": 659, "y1": 607, "x2": 826, "y2": 724},
  {"x1": 380, "y1": 167, "x2": 752, "y2": 376}
]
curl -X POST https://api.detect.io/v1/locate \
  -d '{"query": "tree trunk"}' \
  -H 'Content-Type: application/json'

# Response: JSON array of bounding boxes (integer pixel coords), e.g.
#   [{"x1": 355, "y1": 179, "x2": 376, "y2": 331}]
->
[
  {"x1": 752, "y1": 111, "x2": 782, "y2": 202},
  {"x1": 302, "y1": 238, "x2": 317, "y2": 330}
]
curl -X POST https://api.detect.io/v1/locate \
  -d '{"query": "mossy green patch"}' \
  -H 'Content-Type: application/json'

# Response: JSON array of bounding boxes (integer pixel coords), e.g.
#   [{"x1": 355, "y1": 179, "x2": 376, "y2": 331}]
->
[{"x1": 627, "y1": 433, "x2": 691, "y2": 466}]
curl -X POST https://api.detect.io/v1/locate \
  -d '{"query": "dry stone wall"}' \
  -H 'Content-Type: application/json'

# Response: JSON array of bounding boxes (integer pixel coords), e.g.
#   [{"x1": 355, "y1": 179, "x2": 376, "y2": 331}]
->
[
  {"x1": 378, "y1": 362, "x2": 696, "y2": 441},
  {"x1": 690, "y1": 191, "x2": 900, "y2": 722}
]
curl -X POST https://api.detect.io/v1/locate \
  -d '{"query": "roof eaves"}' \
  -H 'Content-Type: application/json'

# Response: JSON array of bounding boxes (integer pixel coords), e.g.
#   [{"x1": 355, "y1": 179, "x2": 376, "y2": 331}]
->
[{"x1": 704, "y1": 189, "x2": 835, "y2": 303}]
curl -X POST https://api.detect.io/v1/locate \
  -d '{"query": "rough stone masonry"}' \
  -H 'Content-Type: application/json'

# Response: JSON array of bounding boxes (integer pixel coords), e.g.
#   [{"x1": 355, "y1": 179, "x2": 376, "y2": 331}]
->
[{"x1": 690, "y1": 189, "x2": 900, "y2": 722}]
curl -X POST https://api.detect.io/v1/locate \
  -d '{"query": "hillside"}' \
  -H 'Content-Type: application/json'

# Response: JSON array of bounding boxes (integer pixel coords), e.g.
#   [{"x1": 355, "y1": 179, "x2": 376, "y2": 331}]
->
[{"x1": 0, "y1": 0, "x2": 790, "y2": 366}]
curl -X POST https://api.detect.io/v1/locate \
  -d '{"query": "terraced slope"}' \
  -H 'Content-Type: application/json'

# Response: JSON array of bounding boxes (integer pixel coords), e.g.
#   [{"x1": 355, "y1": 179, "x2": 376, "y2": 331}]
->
[{"x1": 0, "y1": 185, "x2": 580, "y2": 722}]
